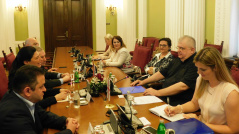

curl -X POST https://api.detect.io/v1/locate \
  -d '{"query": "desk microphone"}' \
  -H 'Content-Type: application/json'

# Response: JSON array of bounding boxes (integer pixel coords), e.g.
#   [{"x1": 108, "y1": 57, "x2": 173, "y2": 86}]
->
[{"x1": 114, "y1": 76, "x2": 129, "y2": 84}]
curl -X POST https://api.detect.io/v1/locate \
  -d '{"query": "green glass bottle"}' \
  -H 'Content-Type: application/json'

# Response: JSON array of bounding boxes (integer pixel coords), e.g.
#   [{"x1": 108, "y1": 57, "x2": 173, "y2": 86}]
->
[{"x1": 157, "y1": 120, "x2": 166, "y2": 134}]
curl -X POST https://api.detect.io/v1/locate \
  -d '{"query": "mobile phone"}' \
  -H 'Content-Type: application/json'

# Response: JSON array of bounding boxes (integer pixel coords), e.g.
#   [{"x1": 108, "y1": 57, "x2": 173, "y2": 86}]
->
[{"x1": 142, "y1": 126, "x2": 157, "y2": 134}]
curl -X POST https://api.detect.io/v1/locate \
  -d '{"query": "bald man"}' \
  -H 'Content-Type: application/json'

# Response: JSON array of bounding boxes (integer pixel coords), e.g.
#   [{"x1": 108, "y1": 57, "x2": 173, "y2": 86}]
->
[
  {"x1": 131, "y1": 35, "x2": 199, "y2": 106},
  {"x1": 25, "y1": 37, "x2": 39, "y2": 47}
]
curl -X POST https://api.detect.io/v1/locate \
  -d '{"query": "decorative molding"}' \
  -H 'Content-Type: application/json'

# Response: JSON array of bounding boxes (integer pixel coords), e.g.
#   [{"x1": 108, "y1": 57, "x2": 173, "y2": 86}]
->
[
  {"x1": 96, "y1": 0, "x2": 106, "y2": 51},
  {"x1": 117, "y1": 0, "x2": 136, "y2": 51},
  {"x1": 184, "y1": 0, "x2": 205, "y2": 51},
  {"x1": 138, "y1": 0, "x2": 147, "y2": 41},
  {"x1": 165, "y1": 0, "x2": 184, "y2": 51},
  {"x1": 214, "y1": 0, "x2": 231, "y2": 57}
]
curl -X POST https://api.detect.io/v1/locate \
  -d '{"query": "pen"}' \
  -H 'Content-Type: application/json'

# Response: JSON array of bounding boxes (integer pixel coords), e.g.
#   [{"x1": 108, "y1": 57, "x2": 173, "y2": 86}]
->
[
  {"x1": 167, "y1": 97, "x2": 170, "y2": 117},
  {"x1": 131, "y1": 86, "x2": 135, "y2": 92}
]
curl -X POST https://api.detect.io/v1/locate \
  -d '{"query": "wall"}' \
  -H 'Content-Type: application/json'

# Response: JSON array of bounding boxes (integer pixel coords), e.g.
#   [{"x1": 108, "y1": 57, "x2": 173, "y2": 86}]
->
[
  {"x1": 147, "y1": 0, "x2": 165, "y2": 38},
  {"x1": 14, "y1": 0, "x2": 215, "y2": 50},
  {"x1": 205, "y1": 0, "x2": 215, "y2": 44}
]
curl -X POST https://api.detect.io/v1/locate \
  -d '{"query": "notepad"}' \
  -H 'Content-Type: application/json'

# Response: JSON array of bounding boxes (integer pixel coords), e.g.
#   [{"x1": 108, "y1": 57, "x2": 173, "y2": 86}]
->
[
  {"x1": 119, "y1": 86, "x2": 145, "y2": 94},
  {"x1": 149, "y1": 104, "x2": 184, "y2": 122}
]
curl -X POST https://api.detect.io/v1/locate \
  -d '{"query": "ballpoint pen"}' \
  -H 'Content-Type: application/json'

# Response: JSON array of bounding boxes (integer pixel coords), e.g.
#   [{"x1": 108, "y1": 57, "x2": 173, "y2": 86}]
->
[{"x1": 167, "y1": 97, "x2": 170, "y2": 117}]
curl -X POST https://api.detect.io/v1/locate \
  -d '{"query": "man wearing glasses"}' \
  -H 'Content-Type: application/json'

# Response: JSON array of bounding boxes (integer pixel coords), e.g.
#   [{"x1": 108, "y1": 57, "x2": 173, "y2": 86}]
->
[{"x1": 131, "y1": 35, "x2": 198, "y2": 106}]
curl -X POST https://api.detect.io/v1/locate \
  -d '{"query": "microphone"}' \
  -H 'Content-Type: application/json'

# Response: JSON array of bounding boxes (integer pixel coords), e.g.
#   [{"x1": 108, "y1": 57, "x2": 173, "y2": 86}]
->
[{"x1": 114, "y1": 76, "x2": 129, "y2": 84}]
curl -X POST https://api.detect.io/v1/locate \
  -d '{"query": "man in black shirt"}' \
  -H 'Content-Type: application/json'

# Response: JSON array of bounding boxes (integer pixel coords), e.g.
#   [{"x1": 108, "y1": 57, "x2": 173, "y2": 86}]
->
[{"x1": 131, "y1": 35, "x2": 198, "y2": 106}]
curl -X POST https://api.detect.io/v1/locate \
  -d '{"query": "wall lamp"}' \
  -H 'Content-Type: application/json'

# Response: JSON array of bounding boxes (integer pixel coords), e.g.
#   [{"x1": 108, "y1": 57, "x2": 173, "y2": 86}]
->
[
  {"x1": 15, "y1": 4, "x2": 26, "y2": 12},
  {"x1": 107, "y1": 5, "x2": 116, "y2": 15}
]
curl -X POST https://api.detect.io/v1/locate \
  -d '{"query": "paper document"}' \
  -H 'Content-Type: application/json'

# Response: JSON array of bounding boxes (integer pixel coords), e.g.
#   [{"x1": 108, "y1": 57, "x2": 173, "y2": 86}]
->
[
  {"x1": 132, "y1": 96, "x2": 163, "y2": 105},
  {"x1": 149, "y1": 104, "x2": 184, "y2": 122}
]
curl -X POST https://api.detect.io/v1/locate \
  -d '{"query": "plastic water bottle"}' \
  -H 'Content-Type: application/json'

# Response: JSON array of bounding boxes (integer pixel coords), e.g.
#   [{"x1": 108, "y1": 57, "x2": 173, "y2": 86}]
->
[
  {"x1": 157, "y1": 120, "x2": 166, "y2": 134},
  {"x1": 73, "y1": 91, "x2": 80, "y2": 108}
]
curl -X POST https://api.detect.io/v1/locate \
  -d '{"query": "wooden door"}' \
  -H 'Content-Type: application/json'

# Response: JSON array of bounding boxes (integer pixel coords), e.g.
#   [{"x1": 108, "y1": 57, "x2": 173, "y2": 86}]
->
[{"x1": 44, "y1": 0, "x2": 92, "y2": 53}]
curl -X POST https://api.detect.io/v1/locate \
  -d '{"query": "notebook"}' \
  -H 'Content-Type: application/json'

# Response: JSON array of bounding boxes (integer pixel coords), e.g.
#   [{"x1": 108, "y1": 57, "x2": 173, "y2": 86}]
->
[
  {"x1": 119, "y1": 86, "x2": 145, "y2": 94},
  {"x1": 149, "y1": 104, "x2": 184, "y2": 122},
  {"x1": 165, "y1": 118, "x2": 214, "y2": 134}
]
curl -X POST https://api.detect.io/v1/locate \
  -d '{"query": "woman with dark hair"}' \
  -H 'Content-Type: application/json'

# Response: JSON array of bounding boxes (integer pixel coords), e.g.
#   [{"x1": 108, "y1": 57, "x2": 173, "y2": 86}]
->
[
  {"x1": 103, "y1": 35, "x2": 131, "y2": 67},
  {"x1": 8, "y1": 46, "x2": 68, "y2": 109},
  {"x1": 144, "y1": 38, "x2": 174, "y2": 75},
  {"x1": 164, "y1": 47, "x2": 239, "y2": 133}
]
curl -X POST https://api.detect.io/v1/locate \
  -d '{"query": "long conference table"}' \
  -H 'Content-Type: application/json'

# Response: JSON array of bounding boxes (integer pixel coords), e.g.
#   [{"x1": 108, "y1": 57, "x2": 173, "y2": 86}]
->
[{"x1": 44, "y1": 46, "x2": 169, "y2": 134}]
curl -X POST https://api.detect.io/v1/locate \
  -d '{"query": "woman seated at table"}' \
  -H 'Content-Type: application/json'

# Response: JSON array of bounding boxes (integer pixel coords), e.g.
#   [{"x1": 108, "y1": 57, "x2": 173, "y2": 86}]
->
[
  {"x1": 103, "y1": 35, "x2": 131, "y2": 67},
  {"x1": 8, "y1": 46, "x2": 69, "y2": 109},
  {"x1": 144, "y1": 38, "x2": 174, "y2": 75},
  {"x1": 94, "y1": 33, "x2": 114, "y2": 60},
  {"x1": 164, "y1": 47, "x2": 239, "y2": 133}
]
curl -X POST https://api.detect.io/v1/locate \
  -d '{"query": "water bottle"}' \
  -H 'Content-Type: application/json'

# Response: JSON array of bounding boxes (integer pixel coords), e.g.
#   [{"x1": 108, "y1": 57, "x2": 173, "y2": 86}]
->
[
  {"x1": 73, "y1": 91, "x2": 80, "y2": 108},
  {"x1": 157, "y1": 120, "x2": 166, "y2": 134}
]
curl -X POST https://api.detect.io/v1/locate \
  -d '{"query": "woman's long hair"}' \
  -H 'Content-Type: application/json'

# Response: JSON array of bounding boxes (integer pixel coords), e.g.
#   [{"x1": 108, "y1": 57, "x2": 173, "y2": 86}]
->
[
  {"x1": 194, "y1": 47, "x2": 237, "y2": 98},
  {"x1": 112, "y1": 36, "x2": 126, "y2": 52},
  {"x1": 8, "y1": 46, "x2": 36, "y2": 90}
]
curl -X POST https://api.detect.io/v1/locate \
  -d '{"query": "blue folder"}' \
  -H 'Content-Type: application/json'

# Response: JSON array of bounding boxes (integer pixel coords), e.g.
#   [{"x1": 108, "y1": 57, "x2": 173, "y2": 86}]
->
[
  {"x1": 165, "y1": 118, "x2": 214, "y2": 134},
  {"x1": 119, "y1": 86, "x2": 145, "y2": 94}
]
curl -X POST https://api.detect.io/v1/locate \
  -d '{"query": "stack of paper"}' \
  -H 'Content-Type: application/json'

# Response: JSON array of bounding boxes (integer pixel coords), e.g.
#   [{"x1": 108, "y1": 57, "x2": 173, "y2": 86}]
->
[{"x1": 132, "y1": 96, "x2": 163, "y2": 105}]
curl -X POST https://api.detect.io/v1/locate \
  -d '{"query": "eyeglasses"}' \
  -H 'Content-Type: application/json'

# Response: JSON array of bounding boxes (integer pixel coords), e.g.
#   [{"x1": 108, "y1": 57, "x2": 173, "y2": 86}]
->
[
  {"x1": 176, "y1": 46, "x2": 186, "y2": 51},
  {"x1": 160, "y1": 44, "x2": 168, "y2": 47}
]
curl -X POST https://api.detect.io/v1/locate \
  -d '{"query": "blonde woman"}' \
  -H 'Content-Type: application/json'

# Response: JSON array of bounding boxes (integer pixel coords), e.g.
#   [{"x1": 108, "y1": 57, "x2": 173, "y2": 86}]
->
[
  {"x1": 103, "y1": 36, "x2": 131, "y2": 67},
  {"x1": 95, "y1": 34, "x2": 114, "y2": 60},
  {"x1": 164, "y1": 47, "x2": 239, "y2": 133}
]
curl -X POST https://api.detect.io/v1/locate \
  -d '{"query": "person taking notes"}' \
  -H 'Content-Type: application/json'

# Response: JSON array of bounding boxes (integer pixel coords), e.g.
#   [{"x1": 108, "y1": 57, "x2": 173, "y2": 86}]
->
[{"x1": 164, "y1": 47, "x2": 239, "y2": 134}]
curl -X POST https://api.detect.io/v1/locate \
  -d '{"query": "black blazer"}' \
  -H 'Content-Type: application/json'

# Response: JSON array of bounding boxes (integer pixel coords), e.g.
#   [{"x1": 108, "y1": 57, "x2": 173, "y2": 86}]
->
[
  {"x1": 42, "y1": 67, "x2": 62, "y2": 88},
  {"x1": 0, "y1": 91, "x2": 72, "y2": 134}
]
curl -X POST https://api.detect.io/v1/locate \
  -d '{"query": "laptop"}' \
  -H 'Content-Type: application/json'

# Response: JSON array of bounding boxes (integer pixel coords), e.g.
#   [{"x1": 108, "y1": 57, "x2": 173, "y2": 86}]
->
[
  {"x1": 116, "y1": 104, "x2": 143, "y2": 128},
  {"x1": 102, "y1": 109, "x2": 119, "y2": 134}
]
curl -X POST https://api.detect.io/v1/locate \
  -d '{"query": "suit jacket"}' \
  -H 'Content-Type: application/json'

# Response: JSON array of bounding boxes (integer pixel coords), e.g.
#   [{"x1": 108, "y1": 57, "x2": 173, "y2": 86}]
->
[
  {"x1": 45, "y1": 72, "x2": 62, "y2": 88},
  {"x1": 0, "y1": 91, "x2": 72, "y2": 134}
]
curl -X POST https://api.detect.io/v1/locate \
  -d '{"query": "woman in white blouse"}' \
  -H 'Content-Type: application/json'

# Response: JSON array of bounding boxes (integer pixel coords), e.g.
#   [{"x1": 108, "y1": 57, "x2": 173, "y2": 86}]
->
[
  {"x1": 103, "y1": 36, "x2": 131, "y2": 67},
  {"x1": 164, "y1": 47, "x2": 239, "y2": 133}
]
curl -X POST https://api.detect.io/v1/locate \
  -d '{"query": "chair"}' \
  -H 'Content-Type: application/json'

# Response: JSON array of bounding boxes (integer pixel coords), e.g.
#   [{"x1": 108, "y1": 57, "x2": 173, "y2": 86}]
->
[
  {"x1": 171, "y1": 50, "x2": 178, "y2": 58},
  {"x1": 2, "y1": 50, "x2": 16, "y2": 71},
  {"x1": 130, "y1": 39, "x2": 140, "y2": 56},
  {"x1": 0, "y1": 61, "x2": 8, "y2": 100},
  {"x1": 231, "y1": 66, "x2": 239, "y2": 86},
  {"x1": 204, "y1": 40, "x2": 224, "y2": 53},
  {"x1": 18, "y1": 44, "x2": 21, "y2": 50},
  {"x1": 142, "y1": 37, "x2": 157, "y2": 48},
  {"x1": 132, "y1": 46, "x2": 153, "y2": 73},
  {"x1": 9, "y1": 47, "x2": 14, "y2": 54}
]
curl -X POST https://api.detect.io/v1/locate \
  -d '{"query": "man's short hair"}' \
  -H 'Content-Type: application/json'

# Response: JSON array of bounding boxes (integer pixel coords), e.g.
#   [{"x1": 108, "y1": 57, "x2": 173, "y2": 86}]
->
[
  {"x1": 178, "y1": 35, "x2": 196, "y2": 48},
  {"x1": 13, "y1": 65, "x2": 45, "y2": 93}
]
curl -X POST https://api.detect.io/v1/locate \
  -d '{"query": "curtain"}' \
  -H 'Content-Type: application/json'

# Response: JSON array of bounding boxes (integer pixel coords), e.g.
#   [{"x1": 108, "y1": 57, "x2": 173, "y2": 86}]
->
[
  {"x1": 229, "y1": 0, "x2": 239, "y2": 57},
  {"x1": 28, "y1": 0, "x2": 41, "y2": 45},
  {"x1": 117, "y1": 0, "x2": 136, "y2": 51},
  {"x1": 138, "y1": 0, "x2": 147, "y2": 41},
  {"x1": 0, "y1": 0, "x2": 16, "y2": 56},
  {"x1": 95, "y1": 0, "x2": 106, "y2": 51}
]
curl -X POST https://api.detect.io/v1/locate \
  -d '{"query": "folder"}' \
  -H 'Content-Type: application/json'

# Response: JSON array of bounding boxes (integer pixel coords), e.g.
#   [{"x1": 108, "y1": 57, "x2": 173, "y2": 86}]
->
[
  {"x1": 165, "y1": 118, "x2": 214, "y2": 134},
  {"x1": 119, "y1": 86, "x2": 145, "y2": 94}
]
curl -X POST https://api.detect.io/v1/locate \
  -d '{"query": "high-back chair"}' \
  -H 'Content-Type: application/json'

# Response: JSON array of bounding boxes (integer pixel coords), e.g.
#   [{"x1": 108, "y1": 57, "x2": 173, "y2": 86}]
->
[
  {"x1": 204, "y1": 40, "x2": 224, "y2": 53},
  {"x1": 0, "y1": 61, "x2": 8, "y2": 100},
  {"x1": 2, "y1": 50, "x2": 16, "y2": 71},
  {"x1": 231, "y1": 66, "x2": 239, "y2": 86}
]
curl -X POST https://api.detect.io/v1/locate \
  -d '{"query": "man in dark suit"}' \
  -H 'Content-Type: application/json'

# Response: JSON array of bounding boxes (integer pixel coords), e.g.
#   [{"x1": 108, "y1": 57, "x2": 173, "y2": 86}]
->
[{"x1": 0, "y1": 65, "x2": 79, "y2": 134}]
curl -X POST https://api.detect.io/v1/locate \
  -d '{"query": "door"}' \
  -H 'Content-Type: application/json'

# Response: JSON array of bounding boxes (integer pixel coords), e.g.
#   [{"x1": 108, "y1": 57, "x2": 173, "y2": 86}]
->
[{"x1": 44, "y1": 0, "x2": 92, "y2": 53}]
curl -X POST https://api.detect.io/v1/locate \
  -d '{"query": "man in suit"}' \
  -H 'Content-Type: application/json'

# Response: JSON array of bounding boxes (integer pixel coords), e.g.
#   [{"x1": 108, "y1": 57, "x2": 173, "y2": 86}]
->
[
  {"x1": 131, "y1": 35, "x2": 199, "y2": 106},
  {"x1": 34, "y1": 46, "x2": 71, "y2": 88},
  {"x1": 25, "y1": 37, "x2": 40, "y2": 47},
  {"x1": 0, "y1": 65, "x2": 79, "y2": 134}
]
